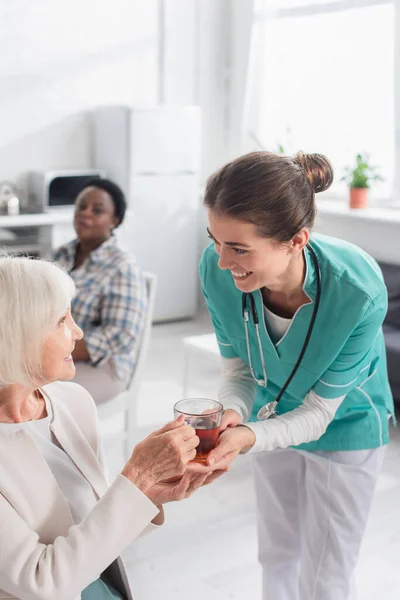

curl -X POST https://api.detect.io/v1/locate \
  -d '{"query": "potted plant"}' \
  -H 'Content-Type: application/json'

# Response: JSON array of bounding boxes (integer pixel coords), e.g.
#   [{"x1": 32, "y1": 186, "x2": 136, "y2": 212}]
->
[{"x1": 341, "y1": 153, "x2": 383, "y2": 209}]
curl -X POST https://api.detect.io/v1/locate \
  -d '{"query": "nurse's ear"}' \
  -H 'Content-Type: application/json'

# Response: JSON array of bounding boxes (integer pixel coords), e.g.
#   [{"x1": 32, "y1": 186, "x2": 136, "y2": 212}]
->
[{"x1": 289, "y1": 228, "x2": 309, "y2": 256}]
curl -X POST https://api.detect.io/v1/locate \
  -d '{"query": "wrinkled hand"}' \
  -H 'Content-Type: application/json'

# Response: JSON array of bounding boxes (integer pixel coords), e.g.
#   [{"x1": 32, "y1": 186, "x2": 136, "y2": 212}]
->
[
  {"x1": 205, "y1": 426, "x2": 256, "y2": 470},
  {"x1": 122, "y1": 415, "x2": 199, "y2": 494},
  {"x1": 145, "y1": 466, "x2": 212, "y2": 505},
  {"x1": 220, "y1": 409, "x2": 243, "y2": 432},
  {"x1": 185, "y1": 461, "x2": 229, "y2": 487}
]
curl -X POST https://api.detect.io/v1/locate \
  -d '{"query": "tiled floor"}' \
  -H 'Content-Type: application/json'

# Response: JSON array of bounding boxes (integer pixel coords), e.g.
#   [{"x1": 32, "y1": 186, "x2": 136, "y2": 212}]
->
[{"x1": 100, "y1": 315, "x2": 400, "y2": 600}]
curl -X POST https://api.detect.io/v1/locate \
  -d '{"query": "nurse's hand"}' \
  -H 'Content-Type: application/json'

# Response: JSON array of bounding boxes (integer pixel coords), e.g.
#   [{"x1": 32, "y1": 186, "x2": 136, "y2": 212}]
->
[
  {"x1": 220, "y1": 408, "x2": 243, "y2": 432},
  {"x1": 205, "y1": 426, "x2": 256, "y2": 470}
]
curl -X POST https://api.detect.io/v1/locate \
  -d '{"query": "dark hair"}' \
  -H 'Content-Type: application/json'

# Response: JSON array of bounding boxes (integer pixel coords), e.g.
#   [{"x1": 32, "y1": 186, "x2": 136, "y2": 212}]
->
[
  {"x1": 83, "y1": 178, "x2": 127, "y2": 227},
  {"x1": 204, "y1": 151, "x2": 334, "y2": 243}
]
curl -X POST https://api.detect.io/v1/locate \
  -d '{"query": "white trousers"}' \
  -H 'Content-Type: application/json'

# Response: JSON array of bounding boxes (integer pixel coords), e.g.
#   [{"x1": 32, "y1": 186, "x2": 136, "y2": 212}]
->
[{"x1": 252, "y1": 446, "x2": 386, "y2": 600}]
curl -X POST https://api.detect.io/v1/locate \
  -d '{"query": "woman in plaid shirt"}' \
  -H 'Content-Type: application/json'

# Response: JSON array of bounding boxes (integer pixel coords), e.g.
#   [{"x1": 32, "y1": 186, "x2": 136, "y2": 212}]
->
[{"x1": 54, "y1": 179, "x2": 147, "y2": 405}]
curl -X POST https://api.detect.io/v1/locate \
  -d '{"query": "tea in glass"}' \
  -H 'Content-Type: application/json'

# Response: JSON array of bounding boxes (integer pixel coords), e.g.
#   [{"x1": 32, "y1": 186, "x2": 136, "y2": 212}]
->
[{"x1": 174, "y1": 398, "x2": 223, "y2": 462}]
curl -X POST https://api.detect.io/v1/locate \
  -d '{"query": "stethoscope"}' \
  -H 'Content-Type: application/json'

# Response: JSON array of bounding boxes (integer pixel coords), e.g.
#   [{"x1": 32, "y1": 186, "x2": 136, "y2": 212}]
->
[{"x1": 242, "y1": 243, "x2": 321, "y2": 420}]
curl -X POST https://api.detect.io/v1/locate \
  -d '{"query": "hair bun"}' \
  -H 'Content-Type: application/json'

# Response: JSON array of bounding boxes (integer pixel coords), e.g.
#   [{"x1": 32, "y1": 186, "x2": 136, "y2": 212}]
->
[{"x1": 294, "y1": 151, "x2": 334, "y2": 194}]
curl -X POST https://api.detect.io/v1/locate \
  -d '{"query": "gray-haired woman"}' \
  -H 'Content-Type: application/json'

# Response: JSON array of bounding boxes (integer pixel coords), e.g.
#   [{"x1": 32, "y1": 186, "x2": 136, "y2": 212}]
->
[{"x1": 0, "y1": 256, "x2": 211, "y2": 600}]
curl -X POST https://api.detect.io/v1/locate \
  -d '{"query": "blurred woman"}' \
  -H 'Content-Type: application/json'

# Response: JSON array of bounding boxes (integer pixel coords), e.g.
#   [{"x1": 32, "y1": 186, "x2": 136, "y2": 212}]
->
[{"x1": 54, "y1": 179, "x2": 145, "y2": 404}]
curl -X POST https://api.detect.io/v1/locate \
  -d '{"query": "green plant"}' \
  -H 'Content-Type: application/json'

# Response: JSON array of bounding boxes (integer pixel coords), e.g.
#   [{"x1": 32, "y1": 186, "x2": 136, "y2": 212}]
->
[
  {"x1": 276, "y1": 127, "x2": 292, "y2": 155},
  {"x1": 276, "y1": 143, "x2": 285, "y2": 155},
  {"x1": 341, "y1": 153, "x2": 383, "y2": 189}
]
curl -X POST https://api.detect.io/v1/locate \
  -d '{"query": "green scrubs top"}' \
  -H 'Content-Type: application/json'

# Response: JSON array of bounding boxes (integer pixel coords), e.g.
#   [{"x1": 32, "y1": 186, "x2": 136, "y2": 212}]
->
[{"x1": 199, "y1": 233, "x2": 395, "y2": 452}]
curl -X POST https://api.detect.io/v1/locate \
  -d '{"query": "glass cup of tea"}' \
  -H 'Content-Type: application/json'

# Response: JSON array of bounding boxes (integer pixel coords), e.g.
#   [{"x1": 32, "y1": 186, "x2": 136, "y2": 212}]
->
[{"x1": 174, "y1": 398, "x2": 223, "y2": 463}]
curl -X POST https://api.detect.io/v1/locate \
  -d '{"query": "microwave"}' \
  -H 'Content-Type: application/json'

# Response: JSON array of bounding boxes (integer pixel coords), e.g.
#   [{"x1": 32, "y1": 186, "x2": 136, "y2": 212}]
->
[{"x1": 28, "y1": 169, "x2": 106, "y2": 211}]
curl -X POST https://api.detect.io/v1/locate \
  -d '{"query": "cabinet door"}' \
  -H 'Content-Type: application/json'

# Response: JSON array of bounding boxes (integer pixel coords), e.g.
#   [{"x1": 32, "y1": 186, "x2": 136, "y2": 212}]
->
[{"x1": 119, "y1": 175, "x2": 200, "y2": 321}]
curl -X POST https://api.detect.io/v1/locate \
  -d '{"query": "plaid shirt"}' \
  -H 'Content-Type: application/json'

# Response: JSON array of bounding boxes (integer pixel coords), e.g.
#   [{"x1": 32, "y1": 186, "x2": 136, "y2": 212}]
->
[{"x1": 54, "y1": 235, "x2": 147, "y2": 384}]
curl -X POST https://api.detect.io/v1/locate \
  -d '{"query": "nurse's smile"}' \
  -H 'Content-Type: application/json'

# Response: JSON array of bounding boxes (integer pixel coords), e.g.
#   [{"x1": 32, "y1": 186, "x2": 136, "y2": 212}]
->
[
  {"x1": 206, "y1": 211, "x2": 306, "y2": 298},
  {"x1": 230, "y1": 270, "x2": 252, "y2": 281}
]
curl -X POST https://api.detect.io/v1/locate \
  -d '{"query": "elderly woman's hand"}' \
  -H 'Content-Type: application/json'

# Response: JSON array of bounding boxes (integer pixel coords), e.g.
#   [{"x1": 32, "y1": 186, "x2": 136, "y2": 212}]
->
[
  {"x1": 150, "y1": 462, "x2": 229, "y2": 506},
  {"x1": 185, "y1": 461, "x2": 230, "y2": 487},
  {"x1": 143, "y1": 465, "x2": 213, "y2": 506},
  {"x1": 121, "y1": 415, "x2": 201, "y2": 498}
]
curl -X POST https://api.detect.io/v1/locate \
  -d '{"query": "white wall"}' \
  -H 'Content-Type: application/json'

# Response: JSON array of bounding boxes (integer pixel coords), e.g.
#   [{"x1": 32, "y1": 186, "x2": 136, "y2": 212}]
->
[
  {"x1": 195, "y1": 0, "x2": 258, "y2": 260},
  {"x1": 0, "y1": 0, "x2": 233, "y2": 196},
  {"x1": 0, "y1": 0, "x2": 233, "y2": 313},
  {"x1": 159, "y1": 0, "x2": 231, "y2": 179},
  {"x1": 197, "y1": 0, "x2": 232, "y2": 178},
  {"x1": 159, "y1": 0, "x2": 198, "y2": 106},
  {"x1": 0, "y1": 0, "x2": 159, "y2": 196},
  {"x1": 154, "y1": 0, "x2": 235, "y2": 279},
  {"x1": 226, "y1": 0, "x2": 255, "y2": 160}
]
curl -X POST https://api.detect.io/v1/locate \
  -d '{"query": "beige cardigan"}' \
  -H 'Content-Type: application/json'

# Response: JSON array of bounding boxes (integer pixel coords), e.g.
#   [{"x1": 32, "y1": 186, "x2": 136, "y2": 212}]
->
[{"x1": 0, "y1": 381, "x2": 159, "y2": 600}]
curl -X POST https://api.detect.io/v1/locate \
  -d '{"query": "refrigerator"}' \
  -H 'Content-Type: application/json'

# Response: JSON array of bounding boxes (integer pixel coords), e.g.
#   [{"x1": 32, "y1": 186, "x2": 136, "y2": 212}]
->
[{"x1": 92, "y1": 105, "x2": 202, "y2": 322}]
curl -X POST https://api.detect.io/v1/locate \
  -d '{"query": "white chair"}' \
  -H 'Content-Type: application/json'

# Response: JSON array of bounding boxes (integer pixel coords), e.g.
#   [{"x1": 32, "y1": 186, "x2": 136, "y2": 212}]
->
[
  {"x1": 182, "y1": 333, "x2": 220, "y2": 396},
  {"x1": 97, "y1": 272, "x2": 158, "y2": 459}
]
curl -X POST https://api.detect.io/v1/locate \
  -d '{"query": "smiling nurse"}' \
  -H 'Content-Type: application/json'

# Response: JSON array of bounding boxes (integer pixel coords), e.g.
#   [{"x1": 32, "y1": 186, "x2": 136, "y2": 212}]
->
[{"x1": 199, "y1": 151, "x2": 395, "y2": 600}]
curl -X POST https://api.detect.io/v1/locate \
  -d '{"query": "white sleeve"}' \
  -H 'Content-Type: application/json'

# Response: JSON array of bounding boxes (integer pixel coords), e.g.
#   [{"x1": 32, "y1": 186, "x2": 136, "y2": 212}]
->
[
  {"x1": 244, "y1": 391, "x2": 345, "y2": 453},
  {"x1": 218, "y1": 357, "x2": 257, "y2": 422},
  {"x1": 0, "y1": 476, "x2": 159, "y2": 600}
]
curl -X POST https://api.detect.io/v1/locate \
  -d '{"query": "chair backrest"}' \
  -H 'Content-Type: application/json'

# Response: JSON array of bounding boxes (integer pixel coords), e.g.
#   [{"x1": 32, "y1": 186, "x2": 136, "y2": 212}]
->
[{"x1": 127, "y1": 271, "x2": 157, "y2": 394}]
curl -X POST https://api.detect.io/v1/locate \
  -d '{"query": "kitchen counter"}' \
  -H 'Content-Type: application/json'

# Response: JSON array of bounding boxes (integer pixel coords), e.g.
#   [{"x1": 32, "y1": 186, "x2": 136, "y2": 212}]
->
[
  {"x1": 0, "y1": 207, "x2": 134, "y2": 255},
  {"x1": 0, "y1": 208, "x2": 74, "y2": 228}
]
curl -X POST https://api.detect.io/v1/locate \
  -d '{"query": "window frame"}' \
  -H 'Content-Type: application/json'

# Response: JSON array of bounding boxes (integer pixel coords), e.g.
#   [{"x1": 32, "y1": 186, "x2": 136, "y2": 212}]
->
[{"x1": 250, "y1": 0, "x2": 400, "y2": 204}]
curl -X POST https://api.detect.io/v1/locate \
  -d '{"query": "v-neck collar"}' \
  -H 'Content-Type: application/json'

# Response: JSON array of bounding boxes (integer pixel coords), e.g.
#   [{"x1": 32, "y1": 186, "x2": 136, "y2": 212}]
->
[{"x1": 255, "y1": 243, "x2": 319, "y2": 358}]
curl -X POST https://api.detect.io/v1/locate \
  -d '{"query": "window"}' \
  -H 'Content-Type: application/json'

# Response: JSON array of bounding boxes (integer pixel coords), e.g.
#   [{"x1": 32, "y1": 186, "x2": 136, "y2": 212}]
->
[
  {"x1": 248, "y1": 1, "x2": 395, "y2": 200},
  {"x1": 255, "y1": 0, "x2": 337, "y2": 10}
]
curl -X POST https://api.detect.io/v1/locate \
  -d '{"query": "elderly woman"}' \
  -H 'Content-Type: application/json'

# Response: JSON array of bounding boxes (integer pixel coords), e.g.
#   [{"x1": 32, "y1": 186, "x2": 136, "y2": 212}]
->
[
  {"x1": 54, "y1": 178, "x2": 145, "y2": 405},
  {"x1": 0, "y1": 256, "x2": 211, "y2": 600}
]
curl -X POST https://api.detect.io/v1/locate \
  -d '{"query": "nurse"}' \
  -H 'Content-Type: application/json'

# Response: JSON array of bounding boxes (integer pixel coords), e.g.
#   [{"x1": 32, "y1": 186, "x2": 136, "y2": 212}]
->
[{"x1": 200, "y1": 151, "x2": 394, "y2": 600}]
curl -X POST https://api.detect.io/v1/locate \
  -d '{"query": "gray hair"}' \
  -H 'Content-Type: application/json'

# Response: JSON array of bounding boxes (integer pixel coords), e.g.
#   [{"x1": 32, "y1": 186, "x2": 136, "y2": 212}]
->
[{"x1": 0, "y1": 256, "x2": 75, "y2": 387}]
